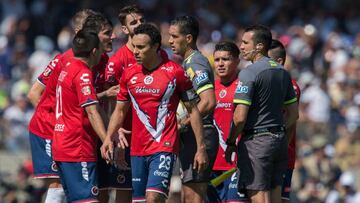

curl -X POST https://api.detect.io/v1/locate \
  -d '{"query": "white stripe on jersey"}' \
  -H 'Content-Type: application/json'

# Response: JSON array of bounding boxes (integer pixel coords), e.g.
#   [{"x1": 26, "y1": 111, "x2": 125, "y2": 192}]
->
[
  {"x1": 128, "y1": 79, "x2": 176, "y2": 142},
  {"x1": 213, "y1": 120, "x2": 227, "y2": 151}
]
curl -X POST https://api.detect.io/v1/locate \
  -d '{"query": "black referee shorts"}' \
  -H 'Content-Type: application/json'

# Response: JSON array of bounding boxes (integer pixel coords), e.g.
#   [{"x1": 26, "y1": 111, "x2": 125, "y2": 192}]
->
[
  {"x1": 236, "y1": 131, "x2": 288, "y2": 191},
  {"x1": 179, "y1": 124, "x2": 219, "y2": 183}
]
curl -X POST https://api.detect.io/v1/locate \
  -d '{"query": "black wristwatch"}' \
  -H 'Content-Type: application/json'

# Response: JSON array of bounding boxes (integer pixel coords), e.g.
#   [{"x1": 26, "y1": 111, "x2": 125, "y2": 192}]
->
[{"x1": 226, "y1": 139, "x2": 236, "y2": 146}]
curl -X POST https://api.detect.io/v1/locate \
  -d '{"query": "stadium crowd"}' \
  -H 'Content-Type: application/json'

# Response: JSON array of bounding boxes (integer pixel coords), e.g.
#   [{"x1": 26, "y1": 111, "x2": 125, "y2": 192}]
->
[{"x1": 0, "y1": 0, "x2": 360, "y2": 202}]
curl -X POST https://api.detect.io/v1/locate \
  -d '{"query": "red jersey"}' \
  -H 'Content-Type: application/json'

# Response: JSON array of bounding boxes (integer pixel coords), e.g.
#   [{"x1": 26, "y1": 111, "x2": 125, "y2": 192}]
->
[
  {"x1": 29, "y1": 49, "x2": 108, "y2": 139},
  {"x1": 213, "y1": 79, "x2": 240, "y2": 170},
  {"x1": 117, "y1": 59, "x2": 195, "y2": 156},
  {"x1": 52, "y1": 58, "x2": 99, "y2": 162},
  {"x1": 288, "y1": 79, "x2": 301, "y2": 169},
  {"x1": 28, "y1": 49, "x2": 73, "y2": 139},
  {"x1": 106, "y1": 45, "x2": 168, "y2": 85},
  {"x1": 106, "y1": 45, "x2": 168, "y2": 135}
]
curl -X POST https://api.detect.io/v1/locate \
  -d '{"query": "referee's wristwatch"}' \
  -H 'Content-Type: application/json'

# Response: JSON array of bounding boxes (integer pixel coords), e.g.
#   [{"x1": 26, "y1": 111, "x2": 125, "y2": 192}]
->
[{"x1": 225, "y1": 139, "x2": 236, "y2": 146}]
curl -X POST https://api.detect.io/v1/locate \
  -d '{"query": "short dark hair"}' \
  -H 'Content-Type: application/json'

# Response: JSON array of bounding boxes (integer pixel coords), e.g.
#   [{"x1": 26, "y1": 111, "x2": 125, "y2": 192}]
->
[
  {"x1": 134, "y1": 23, "x2": 161, "y2": 50},
  {"x1": 270, "y1": 39, "x2": 286, "y2": 62},
  {"x1": 118, "y1": 4, "x2": 144, "y2": 25},
  {"x1": 244, "y1": 24, "x2": 272, "y2": 52},
  {"x1": 71, "y1": 9, "x2": 97, "y2": 31},
  {"x1": 72, "y1": 30, "x2": 99, "y2": 57},
  {"x1": 214, "y1": 41, "x2": 240, "y2": 58},
  {"x1": 82, "y1": 12, "x2": 113, "y2": 34},
  {"x1": 170, "y1": 15, "x2": 199, "y2": 43}
]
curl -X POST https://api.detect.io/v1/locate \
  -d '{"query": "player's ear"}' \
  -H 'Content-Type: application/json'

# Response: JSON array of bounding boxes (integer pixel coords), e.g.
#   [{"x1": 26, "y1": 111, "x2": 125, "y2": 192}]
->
[
  {"x1": 277, "y1": 58, "x2": 284, "y2": 65},
  {"x1": 121, "y1": 25, "x2": 129, "y2": 35},
  {"x1": 256, "y1": 43, "x2": 264, "y2": 52},
  {"x1": 185, "y1": 34, "x2": 193, "y2": 44}
]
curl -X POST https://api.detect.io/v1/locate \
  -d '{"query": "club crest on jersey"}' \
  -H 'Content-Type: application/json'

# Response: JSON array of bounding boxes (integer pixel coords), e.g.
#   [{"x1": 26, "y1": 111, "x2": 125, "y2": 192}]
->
[
  {"x1": 81, "y1": 86, "x2": 91, "y2": 95},
  {"x1": 144, "y1": 75, "x2": 153, "y2": 85},
  {"x1": 117, "y1": 174, "x2": 126, "y2": 184},
  {"x1": 219, "y1": 89, "x2": 227, "y2": 98},
  {"x1": 194, "y1": 71, "x2": 209, "y2": 85},
  {"x1": 91, "y1": 186, "x2": 99, "y2": 195}
]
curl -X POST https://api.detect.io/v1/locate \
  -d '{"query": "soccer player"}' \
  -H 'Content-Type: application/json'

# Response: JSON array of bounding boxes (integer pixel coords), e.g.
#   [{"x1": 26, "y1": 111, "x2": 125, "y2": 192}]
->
[
  {"x1": 208, "y1": 41, "x2": 248, "y2": 202},
  {"x1": 268, "y1": 39, "x2": 301, "y2": 203},
  {"x1": 101, "y1": 23, "x2": 208, "y2": 203},
  {"x1": 28, "y1": 11, "x2": 116, "y2": 203},
  {"x1": 225, "y1": 25, "x2": 298, "y2": 203},
  {"x1": 168, "y1": 15, "x2": 218, "y2": 203},
  {"x1": 99, "y1": 5, "x2": 145, "y2": 202},
  {"x1": 27, "y1": 9, "x2": 96, "y2": 203},
  {"x1": 52, "y1": 30, "x2": 107, "y2": 203},
  {"x1": 101, "y1": 5, "x2": 168, "y2": 202}
]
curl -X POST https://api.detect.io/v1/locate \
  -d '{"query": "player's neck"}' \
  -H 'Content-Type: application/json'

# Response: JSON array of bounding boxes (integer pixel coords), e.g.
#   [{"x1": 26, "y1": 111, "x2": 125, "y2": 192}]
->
[
  {"x1": 220, "y1": 73, "x2": 237, "y2": 86},
  {"x1": 143, "y1": 54, "x2": 163, "y2": 72},
  {"x1": 75, "y1": 57, "x2": 93, "y2": 69},
  {"x1": 184, "y1": 46, "x2": 197, "y2": 60},
  {"x1": 126, "y1": 38, "x2": 134, "y2": 52},
  {"x1": 252, "y1": 53, "x2": 266, "y2": 63}
]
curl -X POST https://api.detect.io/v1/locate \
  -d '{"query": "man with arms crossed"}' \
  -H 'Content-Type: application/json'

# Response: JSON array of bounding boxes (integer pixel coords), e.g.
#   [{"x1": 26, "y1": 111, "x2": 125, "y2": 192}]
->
[
  {"x1": 208, "y1": 41, "x2": 248, "y2": 203},
  {"x1": 225, "y1": 25, "x2": 298, "y2": 203},
  {"x1": 268, "y1": 39, "x2": 301, "y2": 203},
  {"x1": 168, "y1": 15, "x2": 218, "y2": 203},
  {"x1": 101, "y1": 23, "x2": 208, "y2": 203}
]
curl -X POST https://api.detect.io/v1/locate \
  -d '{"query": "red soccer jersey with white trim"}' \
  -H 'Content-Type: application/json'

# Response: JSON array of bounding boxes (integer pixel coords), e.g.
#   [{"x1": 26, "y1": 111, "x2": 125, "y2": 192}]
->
[
  {"x1": 117, "y1": 59, "x2": 194, "y2": 156},
  {"x1": 28, "y1": 49, "x2": 73, "y2": 139},
  {"x1": 106, "y1": 45, "x2": 168, "y2": 85},
  {"x1": 288, "y1": 79, "x2": 301, "y2": 169},
  {"x1": 213, "y1": 79, "x2": 240, "y2": 170},
  {"x1": 106, "y1": 45, "x2": 168, "y2": 137},
  {"x1": 29, "y1": 49, "x2": 108, "y2": 139},
  {"x1": 52, "y1": 58, "x2": 99, "y2": 162}
]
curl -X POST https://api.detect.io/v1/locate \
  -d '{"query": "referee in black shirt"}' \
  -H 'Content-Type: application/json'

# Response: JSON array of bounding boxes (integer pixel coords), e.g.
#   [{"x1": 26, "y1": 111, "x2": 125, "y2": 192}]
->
[{"x1": 225, "y1": 25, "x2": 298, "y2": 203}]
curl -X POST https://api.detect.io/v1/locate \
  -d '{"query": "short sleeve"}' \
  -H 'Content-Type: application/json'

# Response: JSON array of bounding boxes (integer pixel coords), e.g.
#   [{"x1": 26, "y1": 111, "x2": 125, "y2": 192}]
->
[
  {"x1": 234, "y1": 69, "x2": 255, "y2": 105},
  {"x1": 116, "y1": 69, "x2": 130, "y2": 101},
  {"x1": 187, "y1": 63, "x2": 214, "y2": 95},
  {"x1": 284, "y1": 73, "x2": 297, "y2": 105},
  {"x1": 74, "y1": 69, "x2": 98, "y2": 107},
  {"x1": 175, "y1": 66, "x2": 198, "y2": 102},
  {"x1": 37, "y1": 54, "x2": 62, "y2": 86},
  {"x1": 105, "y1": 53, "x2": 123, "y2": 85}
]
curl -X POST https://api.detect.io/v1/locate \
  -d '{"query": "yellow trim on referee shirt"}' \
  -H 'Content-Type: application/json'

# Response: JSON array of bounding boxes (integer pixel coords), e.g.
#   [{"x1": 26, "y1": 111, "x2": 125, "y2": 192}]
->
[
  {"x1": 196, "y1": 84, "x2": 213, "y2": 94},
  {"x1": 234, "y1": 99, "x2": 252, "y2": 105},
  {"x1": 185, "y1": 52, "x2": 196, "y2": 64},
  {"x1": 284, "y1": 97, "x2": 297, "y2": 105}
]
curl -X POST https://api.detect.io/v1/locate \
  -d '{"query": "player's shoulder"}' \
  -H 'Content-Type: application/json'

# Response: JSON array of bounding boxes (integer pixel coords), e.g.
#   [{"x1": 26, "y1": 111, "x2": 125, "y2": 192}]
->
[{"x1": 185, "y1": 50, "x2": 209, "y2": 66}]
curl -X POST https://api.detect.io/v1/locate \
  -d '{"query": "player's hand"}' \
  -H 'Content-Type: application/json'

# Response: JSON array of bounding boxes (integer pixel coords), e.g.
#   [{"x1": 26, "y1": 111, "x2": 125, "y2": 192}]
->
[
  {"x1": 100, "y1": 135, "x2": 114, "y2": 163},
  {"x1": 106, "y1": 85, "x2": 119, "y2": 97},
  {"x1": 113, "y1": 147, "x2": 128, "y2": 170},
  {"x1": 193, "y1": 148, "x2": 208, "y2": 173},
  {"x1": 117, "y1": 128, "x2": 131, "y2": 149},
  {"x1": 225, "y1": 145, "x2": 237, "y2": 164}
]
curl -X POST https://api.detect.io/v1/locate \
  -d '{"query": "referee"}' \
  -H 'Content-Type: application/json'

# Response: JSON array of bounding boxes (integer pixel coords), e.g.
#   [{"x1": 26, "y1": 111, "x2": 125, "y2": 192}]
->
[{"x1": 225, "y1": 25, "x2": 298, "y2": 203}]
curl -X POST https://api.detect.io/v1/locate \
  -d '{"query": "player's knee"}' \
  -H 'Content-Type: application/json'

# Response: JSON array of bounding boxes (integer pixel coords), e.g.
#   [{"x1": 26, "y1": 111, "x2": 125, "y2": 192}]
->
[
  {"x1": 146, "y1": 192, "x2": 166, "y2": 203},
  {"x1": 47, "y1": 179, "x2": 62, "y2": 188}
]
